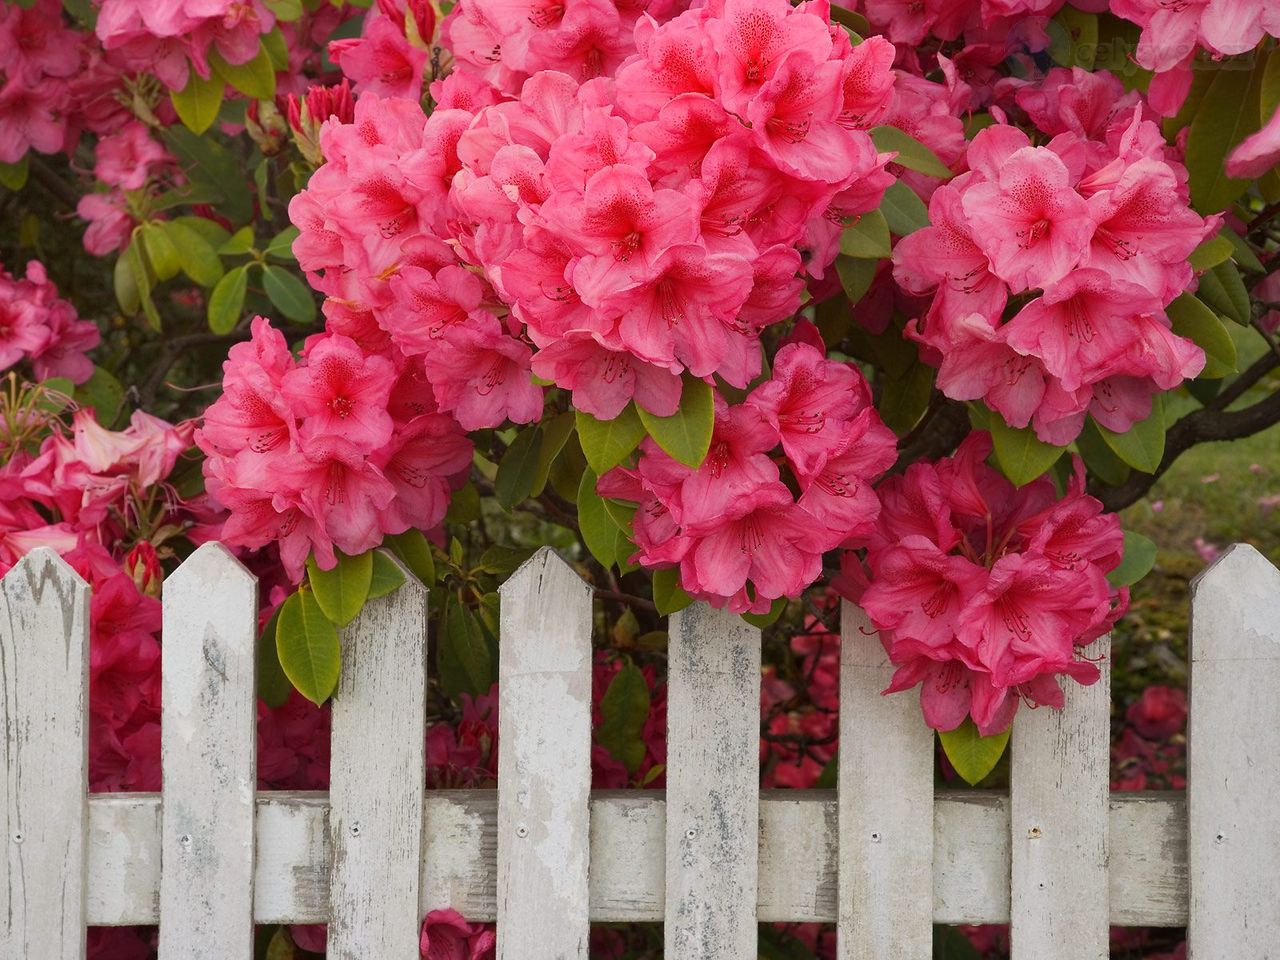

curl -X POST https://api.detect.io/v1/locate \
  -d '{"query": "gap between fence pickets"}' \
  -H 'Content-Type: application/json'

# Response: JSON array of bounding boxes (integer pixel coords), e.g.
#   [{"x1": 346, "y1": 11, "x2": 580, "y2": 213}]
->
[{"x1": 84, "y1": 789, "x2": 1187, "y2": 927}]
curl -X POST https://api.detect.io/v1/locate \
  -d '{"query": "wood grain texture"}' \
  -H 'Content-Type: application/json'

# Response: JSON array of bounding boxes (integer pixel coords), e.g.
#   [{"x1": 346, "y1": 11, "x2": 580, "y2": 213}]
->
[
  {"x1": 1010, "y1": 636, "x2": 1111, "y2": 960},
  {"x1": 497, "y1": 548, "x2": 593, "y2": 960},
  {"x1": 665, "y1": 604, "x2": 761, "y2": 960},
  {"x1": 82, "y1": 789, "x2": 1190, "y2": 925},
  {"x1": 838, "y1": 603, "x2": 934, "y2": 959},
  {"x1": 159, "y1": 543, "x2": 259, "y2": 960},
  {"x1": 0, "y1": 549, "x2": 90, "y2": 960},
  {"x1": 327, "y1": 556, "x2": 427, "y2": 960},
  {"x1": 1188, "y1": 544, "x2": 1280, "y2": 958}
]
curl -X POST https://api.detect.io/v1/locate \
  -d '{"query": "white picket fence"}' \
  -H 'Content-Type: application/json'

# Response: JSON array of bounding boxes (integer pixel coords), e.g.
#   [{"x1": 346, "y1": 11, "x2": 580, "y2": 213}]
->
[{"x1": 2, "y1": 541, "x2": 1279, "y2": 959}]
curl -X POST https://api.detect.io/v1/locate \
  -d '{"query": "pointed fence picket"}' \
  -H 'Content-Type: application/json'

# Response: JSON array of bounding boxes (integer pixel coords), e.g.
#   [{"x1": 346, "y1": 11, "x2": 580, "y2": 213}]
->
[{"x1": 2, "y1": 543, "x2": 1279, "y2": 957}]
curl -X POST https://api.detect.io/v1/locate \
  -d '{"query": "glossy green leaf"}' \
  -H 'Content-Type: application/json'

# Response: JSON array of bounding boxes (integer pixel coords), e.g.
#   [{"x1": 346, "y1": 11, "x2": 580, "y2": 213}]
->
[
  {"x1": 576, "y1": 403, "x2": 646, "y2": 474},
  {"x1": 577, "y1": 467, "x2": 629, "y2": 569},
  {"x1": 494, "y1": 425, "x2": 542, "y2": 509},
  {"x1": 275, "y1": 589, "x2": 341, "y2": 705},
  {"x1": 306, "y1": 549, "x2": 373, "y2": 628},
  {"x1": 1186, "y1": 60, "x2": 1262, "y2": 213},
  {"x1": 637, "y1": 376, "x2": 715, "y2": 468},
  {"x1": 210, "y1": 46, "x2": 277, "y2": 101},
  {"x1": 366, "y1": 549, "x2": 407, "y2": 599},
  {"x1": 174, "y1": 214, "x2": 232, "y2": 249},
  {"x1": 170, "y1": 69, "x2": 225, "y2": 135},
  {"x1": 163, "y1": 220, "x2": 224, "y2": 287},
  {"x1": 1167, "y1": 293, "x2": 1237, "y2": 378},
  {"x1": 219, "y1": 226, "x2": 255, "y2": 255},
  {"x1": 1096, "y1": 394, "x2": 1165, "y2": 474},
  {"x1": 742, "y1": 597, "x2": 787, "y2": 629},
  {"x1": 113, "y1": 251, "x2": 139, "y2": 314},
  {"x1": 385, "y1": 529, "x2": 436, "y2": 585},
  {"x1": 1187, "y1": 232, "x2": 1233, "y2": 272},
  {"x1": 939, "y1": 718, "x2": 1011, "y2": 786},
  {"x1": 265, "y1": 225, "x2": 300, "y2": 260},
  {"x1": 988, "y1": 417, "x2": 1065, "y2": 487},
  {"x1": 164, "y1": 127, "x2": 253, "y2": 225},
  {"x1": 1075, "y1": 418, "x2": 1129, "y2": 487},
  {"x1": 257, "y1": 605, "x2": 292, "y2": 708},
  {"x1": 869, "y1": 125, "x2": 953, "y2": 179},
  {"x1": 835, "y1": 254, "x2": 877, "y2": 306},
  {"x1": 262, "y1": 264, "x2": 317, "y2": 323},
  {"x1": 531, "y1": 410, "x2": 575, "y2": 497},
  {"x1": 74, "y1": 366, "x2": 125, "y2": 424},
  {"x1": 1224, "y1": 225, "x2": 1266, "y2": 274},
  {"x1": 140, "y1": 222, "x2": 181, "y2": 282},
  {"x1": 1107, "y1": 531, "x2": 1158, "y2": 588},
  {"x1": 839, "y1": 208, "x2": 892, "y2": 259},
  {"x1": 828, "y1": 3, "x2": 869, "y2": 37},
  {"x1": 125, "y1": 237, "x2": 162, "y2": 331},
  {"x1": 208, "y1": 265, "x2": 248, "y2": 334},
  {"x1": 596, "y1": 659, "x2": 651, "y2": 773},
  {"x1": 880, "y1": 180, "x2": 930, "y2": 236},
  {"x1": 437, "y1": 594, "x2": 496, "y2": 698},
  {"x1": 652, "y1": 566, "x2": 694, "y2": 616},
  {"x1": 1207, "y1": 260, "x2": 1251, "y2": 325}
]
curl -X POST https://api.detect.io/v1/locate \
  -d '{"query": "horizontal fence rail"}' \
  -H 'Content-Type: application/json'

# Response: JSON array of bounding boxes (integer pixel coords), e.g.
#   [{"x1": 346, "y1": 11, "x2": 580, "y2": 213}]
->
[{"x1": 3, "y1": 542, "x2": 1279, "y2": 957}]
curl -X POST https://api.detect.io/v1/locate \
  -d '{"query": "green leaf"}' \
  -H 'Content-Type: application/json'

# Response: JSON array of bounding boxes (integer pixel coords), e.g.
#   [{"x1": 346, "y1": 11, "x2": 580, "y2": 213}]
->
[
  {"x1": 163, "y1": 127, "x2": 252, "y2": 225},
  {"x1": 257, "y1": 605, "x2": 292, "y2": 708},
  {"x1": 262, "y1": 264, "x2": 318, "y2": 323},
  {"x1": 576, "y1": 404, "x2": 646, "y2": 474},
  {"x1": 174, "y1": 214, "x2": 232, "y2": 249},
  {"x1": 73, "y1": 366, "x2": 125, "y2": 424},
  {"x1": 113, "y1": 251, "x2": 139, "y2": 314},
  {"x1": 577, "y1": 467, "x2": 629, "y2": 570},
  {"x1": 933, "y1": 924, "x2": 985, "y2": 960},
  {"x1": 140, "y1": 222, "x2": 181, "y2": 282},
  {"x1": 494, "y1": 425, "x2": 542, "y2": 509},
  {"x1": 210, "y1": 46, "x2": 277, "y2": 101},
  {"x1": 596, "y1": 659, "x2": 651, "y2": 773},
  {"x1": 208, "y1": 265, "x2": 249, "y2": 334},
  {"x1": 0, "y1": 156, "x2": 29, "y2": 191},
  {"x1": 437, "y1": 594, "x2": 496, "y2": 698},
  {"x1": 652, "y1": 567, "x2": 694, "y2": 616},
  {"x1": 264, "y1": 0, "x2": 303, "y2": 21},
  {"x1": 219, "y1": 226, "x2": 256, "y2": 255},
  {"x1": 1187, "y1": 232, "x2": 1234, "y2": 272},
  {"x1": 839, "y1": 208, "x2": 892, "y2": 259},
  {"x1": 1262, "y1": 46, "x2": 1280, "y2": 122},
  {"x1": 742, "y1": 597, "x2": 787, "y2": 629},
  {"x1": 1205, "y1": 260, "x2": 1251, "y2": 325},
  {"x1": 879, "y1": 180, "x2": 930, "y2": 237},
  {"x1": 637, "y1": 376, "x2": 715, "y2": 468},
  {"x1": 828, "y1": 4, "x2": 869, "y2": 37},
  {"x1": 367, "y1": 549, "x2": 407, "y2": 599},
  {"x1": 275, "y1": 589, "x2": 342, "y2": 705},
  {"x1": 162, "y1": 220, "x2": 224, "y2": 287},
  {"x1": 1107, "y1": 531, "x2": 1158, "y2": 588},
  {"x1": 476, "y1": 545, "x2": 536, "y2": 576},
  {"x1": 1048, "y1": 6, "x2": 1098, "y2": 70},
  {"x1": 306, "y1": 549, "x2": 373, "y2": 628},
  {"x1": 1166, "y1": 293, "x2": 1237, "y2": 379},
  {"x1": 385, "y1": 529, "x2": 436, "y2": 585},
  {"x1": 1186, "y1": 60, "x2": 1263, "y2": 213},
  {"x1": 939, "y1": 717, "x2": 1011, "y2": 786},
  {"x1": 265, "y1": 225, "x2": 300, "y2": 260},
  {"x1": 988, "y1": 417, "x2": 1065, "y2": 486},
  {"x1": 1095, "y1": 394, "x2": 1165, "y2": 474},
  {"x1": 869, "y1": 125, "x2": 953, "y2": 179},
  {"x1": 1075, "y1": 418, "x2": 1129, "y2": 487},
  {"x1": 125, "y1": 236, "x2": 162, "y2": 331},
  {"x1": 531, "y1": 410, "x2": 575, "y2": 497},
  {"x1": 835, "y1": 254, "x2": 877, "y2": 305},
  {"x1": 1223, "y1": 225, "x2": 1266, "y2": 274},
  {"x1": 170, "y1": 69, "x2": 225, "y2": 135}
]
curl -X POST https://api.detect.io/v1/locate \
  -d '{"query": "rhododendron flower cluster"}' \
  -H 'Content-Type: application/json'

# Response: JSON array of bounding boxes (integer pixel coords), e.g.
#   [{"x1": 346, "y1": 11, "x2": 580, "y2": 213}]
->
[
  {"x1": 95, "y1": 0, "x2": 276, "y2": 92},
  {"x1": 0, "y1": 260, "x2": 99, "y2": 384},
  {"x1": 850, "y1": 432, "x2": 1127, "y2": 735},
  {"x1": 601, "y1": 341, "x2": 898, "y2": 613},
  {"x1": 196, "y1": 317, "x2": 473, "y2": 581},
  {"x1": 894, "y1": 109, "x2": 1212, "y2": 444}
]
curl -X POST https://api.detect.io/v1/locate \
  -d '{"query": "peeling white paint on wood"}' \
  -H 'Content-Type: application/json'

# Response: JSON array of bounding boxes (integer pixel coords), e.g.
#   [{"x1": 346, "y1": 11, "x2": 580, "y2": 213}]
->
[
  {"x1": 159, "y1": 543, "x2": 259, "y2": 960},
  {"x1": 665, "y1": 604, "x2": 761, "y2": 960},
  {"x1": 81, "y1": 790, "x2": 1193, "y2": 926},
  {"x1": 838, "y1": 603, "x2": 934, "y2": 959},
  {"x1": 497, "y1": 548, "x2": 593, "y2": 960},
  {"x1": 1010, "y1": 636, "x2": 1111, "y2": 960},
  {"x1": 1188, "y1": 544, "x2": 1280, "y2": 958},
  {"x1": 0, "y1": 549, "x2": 90, "y2": 960},
  {"x1": 327, "y1": 556, "x2": 428, "y2": 959}
]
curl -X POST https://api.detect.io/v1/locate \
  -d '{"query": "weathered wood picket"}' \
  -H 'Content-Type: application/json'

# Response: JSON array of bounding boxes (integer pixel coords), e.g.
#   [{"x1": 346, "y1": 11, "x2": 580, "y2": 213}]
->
[{"x1": 2, "y1": 540, "x2": 1279, "y2": 958}]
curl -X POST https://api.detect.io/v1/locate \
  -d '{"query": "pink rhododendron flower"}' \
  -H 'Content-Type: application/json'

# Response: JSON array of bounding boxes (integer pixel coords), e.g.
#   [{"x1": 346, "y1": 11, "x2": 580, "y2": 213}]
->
[{"x1": 420, "y1": 909, "x2": 497, "y2": 960}]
